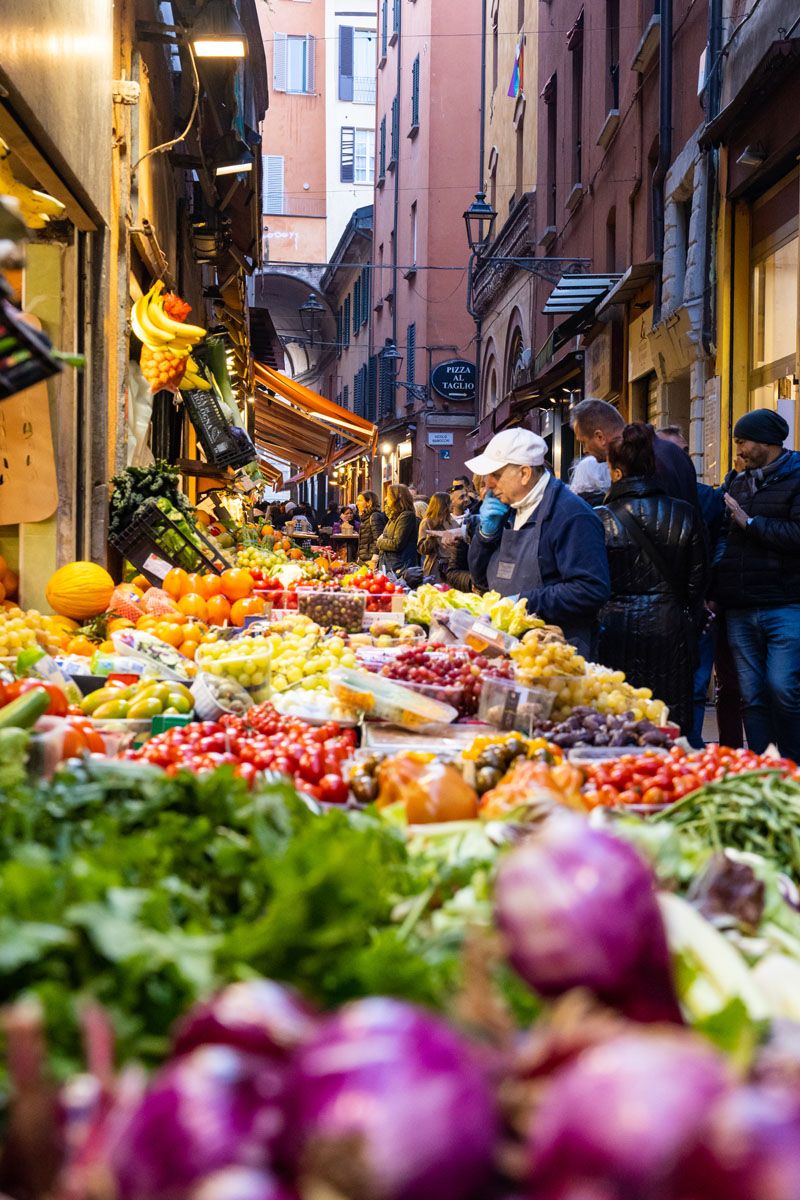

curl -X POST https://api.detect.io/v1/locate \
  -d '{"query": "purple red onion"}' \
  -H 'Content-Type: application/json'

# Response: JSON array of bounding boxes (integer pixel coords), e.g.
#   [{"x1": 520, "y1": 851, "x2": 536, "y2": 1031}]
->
[
  {"x1": 527, "y1": 1030, "x2": 730, "y2": 1197},
  {"x1": 494, "y1": 812, "x2": 683, "y2": 1023},
  {"x1": 173, "y1": 980, "x2": 318, "y2": 1061},
  {"x1": 109, "y1": 1045, "x2": 288, "y2": 1200},
  {"x1": 282, "y1": 996, "x2": 499, "y2": 1200}
]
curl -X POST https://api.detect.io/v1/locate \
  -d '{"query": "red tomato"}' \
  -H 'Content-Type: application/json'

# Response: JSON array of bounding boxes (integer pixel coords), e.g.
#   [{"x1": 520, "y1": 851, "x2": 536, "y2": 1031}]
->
[
  {"x1": 319, "y1": 774, "x2": 349, "y2": 804},
  {"x1": 5, "y1": 679, "x2": 68, "y2": 716}
]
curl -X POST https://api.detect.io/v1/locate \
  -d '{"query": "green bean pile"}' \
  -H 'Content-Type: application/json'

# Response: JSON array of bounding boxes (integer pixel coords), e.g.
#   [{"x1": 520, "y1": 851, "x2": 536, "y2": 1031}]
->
[{"x1": 652, "y1": 770, "x2": 800, "y2": 878}]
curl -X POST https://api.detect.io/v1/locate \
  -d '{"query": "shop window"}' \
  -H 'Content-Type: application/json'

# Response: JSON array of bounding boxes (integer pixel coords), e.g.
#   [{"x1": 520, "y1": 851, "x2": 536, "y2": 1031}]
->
[
  {"x1": 273, "y1": 33, "x2": 316, "y2": 95},
  {"x1": 750, "y1": 224, "x2": 799, "y2": 439}
]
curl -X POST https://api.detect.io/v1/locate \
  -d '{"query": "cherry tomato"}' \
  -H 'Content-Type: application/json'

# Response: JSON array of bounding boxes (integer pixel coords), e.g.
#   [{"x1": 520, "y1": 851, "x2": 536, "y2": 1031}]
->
[{"x1": 5, "y1": 679, "x2": 68, "y2": 716}]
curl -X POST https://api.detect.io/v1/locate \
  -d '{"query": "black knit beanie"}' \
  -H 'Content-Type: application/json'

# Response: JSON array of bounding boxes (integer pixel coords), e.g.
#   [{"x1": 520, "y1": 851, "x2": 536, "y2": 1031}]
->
[{"x1": 733, "y1": 409, "x2": 789, "y2": 446}]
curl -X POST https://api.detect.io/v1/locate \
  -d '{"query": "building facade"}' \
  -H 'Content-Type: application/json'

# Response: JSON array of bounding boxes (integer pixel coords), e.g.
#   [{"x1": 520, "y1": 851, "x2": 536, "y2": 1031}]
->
[
  {"x1": 470, "y1": 0, "x2": 539, "y2": 453},
  {"x1": 371, "y1": 0, "x2": 483, "y2": 498},
  {"x1": 708, "y1": 1, "x2": 800, "y2": 472}
]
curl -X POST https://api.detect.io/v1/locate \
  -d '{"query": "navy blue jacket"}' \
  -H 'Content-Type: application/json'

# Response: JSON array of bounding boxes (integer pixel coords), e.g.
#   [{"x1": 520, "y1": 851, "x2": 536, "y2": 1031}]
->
[
  {"x1": 654, "y1": 438, "x2": 699, "y2": 508},
  {"x1": 712, "y1": 450, "x2": 800, "y2": 609},
  {"x1": 468, "y1": 478, "x2": 610, "y2": 629}
]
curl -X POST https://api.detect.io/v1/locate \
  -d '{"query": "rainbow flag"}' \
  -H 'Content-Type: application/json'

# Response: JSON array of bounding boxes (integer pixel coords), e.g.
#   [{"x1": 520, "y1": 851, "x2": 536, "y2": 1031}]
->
[{"x1": 508, "y1": 40, "x2": 524, "y2": 98}]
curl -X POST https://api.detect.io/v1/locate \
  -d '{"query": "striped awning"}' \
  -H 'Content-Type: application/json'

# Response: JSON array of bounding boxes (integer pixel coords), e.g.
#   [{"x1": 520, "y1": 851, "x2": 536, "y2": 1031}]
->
[
  {"x1": 543, "y1": 273, "x2": 622, "y2": 314},
  {"x1": 252, "y1": 363, "x2": 377, "y2": 484}
]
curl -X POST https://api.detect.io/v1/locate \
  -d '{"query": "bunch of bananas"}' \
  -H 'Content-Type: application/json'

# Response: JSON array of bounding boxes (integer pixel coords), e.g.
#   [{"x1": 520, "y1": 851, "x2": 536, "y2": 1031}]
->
[
  {"x1": 485, "y1": 596, "x2": 544, "y2": 637},
  {"x1": 131, "y1": 281, "x2": 209, "y2": 393},
  {"x1": 0, "y1": 139, "x2": 65, "y2": 229}
]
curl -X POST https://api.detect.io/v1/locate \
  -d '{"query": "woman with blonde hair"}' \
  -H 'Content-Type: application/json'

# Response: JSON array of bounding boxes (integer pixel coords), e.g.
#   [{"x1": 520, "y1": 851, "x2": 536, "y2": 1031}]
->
[
  {"x1": 417, "y1": 491, "x2": 459, "y2": 579},
  {"x1": 376, "y1": 483, "x2": 419, "y2": 574}
]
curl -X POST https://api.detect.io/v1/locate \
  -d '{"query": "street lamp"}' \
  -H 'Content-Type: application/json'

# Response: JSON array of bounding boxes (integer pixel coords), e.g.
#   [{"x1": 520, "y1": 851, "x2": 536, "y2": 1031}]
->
[
  {"x1": 463, "y1": 192, "x2": 497, "y2": 256},
  {"x1": 191, "y1": 0, "x2": 247, "y2": 57},
  {"x1": 379, "y1": 337, "x2": 429, "y2": 405},
  {"x1": 299, "y1": 293, "x2": 325, "y2": 344}
]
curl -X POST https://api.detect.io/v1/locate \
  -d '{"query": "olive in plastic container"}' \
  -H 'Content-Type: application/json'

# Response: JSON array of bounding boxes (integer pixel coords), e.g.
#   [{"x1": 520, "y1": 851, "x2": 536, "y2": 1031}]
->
[
  {"x1": 478, "y1": 676, "x2": 555, "y2": 735},
  {"x1": 191, "y1": 673, "x2": 254, "y2": 720},
  {"x1": 297, "y1": 590, "x2": 366, "y2": 632}
]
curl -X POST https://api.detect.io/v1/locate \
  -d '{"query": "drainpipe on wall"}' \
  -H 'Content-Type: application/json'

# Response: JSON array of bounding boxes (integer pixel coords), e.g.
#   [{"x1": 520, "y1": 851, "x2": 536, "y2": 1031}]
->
[
  {"x1": 474, "y1": 0, "x2": 488, "y2": 425},
  {"x1": 652, "y1": 0, "x2": 672, "y2": 325},
  {"x1": 392, "y1": 0, "x2": 401, "y2": 361}
]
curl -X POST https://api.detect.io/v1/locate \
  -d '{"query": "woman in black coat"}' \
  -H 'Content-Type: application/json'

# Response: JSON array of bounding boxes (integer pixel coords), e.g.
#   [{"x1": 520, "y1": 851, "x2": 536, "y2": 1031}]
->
[
  {"x1": 376, "y1": 483, "x2": 419, "y2": 574},
  {"x1": 596, "y1": 423, "x2": 708, "y2": 735}
]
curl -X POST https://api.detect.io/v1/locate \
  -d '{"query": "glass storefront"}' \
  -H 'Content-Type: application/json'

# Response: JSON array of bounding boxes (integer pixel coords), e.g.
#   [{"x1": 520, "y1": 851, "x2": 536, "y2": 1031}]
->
[{"x1": 749, "y1": 175, "x2": 799, "y2": 448}]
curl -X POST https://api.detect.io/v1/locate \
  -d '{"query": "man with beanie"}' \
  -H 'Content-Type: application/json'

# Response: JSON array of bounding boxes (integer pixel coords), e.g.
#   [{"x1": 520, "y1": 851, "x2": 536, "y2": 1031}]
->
[
  {"x1": 712, "y1": 408, "x2": 800, "y2": 760},
  {"x1": 466, "y1": 428, "x2": 610, "y2": 657}
]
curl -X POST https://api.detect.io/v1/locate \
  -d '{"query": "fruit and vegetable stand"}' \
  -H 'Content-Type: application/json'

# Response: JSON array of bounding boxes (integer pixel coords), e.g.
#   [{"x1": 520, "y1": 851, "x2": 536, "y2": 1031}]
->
[{"x1": 3, "y1": 482, "x2": 800, "y2": 1197}]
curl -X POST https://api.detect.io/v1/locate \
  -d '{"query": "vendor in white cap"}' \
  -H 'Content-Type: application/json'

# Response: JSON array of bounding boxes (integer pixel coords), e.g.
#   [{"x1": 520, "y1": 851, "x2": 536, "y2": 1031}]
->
[{"x1": 466, "y1": 428, "x2": 610, "y2": 657}]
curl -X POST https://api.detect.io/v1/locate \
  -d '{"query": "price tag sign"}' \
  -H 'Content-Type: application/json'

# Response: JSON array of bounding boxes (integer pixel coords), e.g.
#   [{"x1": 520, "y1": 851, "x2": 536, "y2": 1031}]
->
[{"x1": 142, "y1": 554, "x2": 171, "y2": 580}]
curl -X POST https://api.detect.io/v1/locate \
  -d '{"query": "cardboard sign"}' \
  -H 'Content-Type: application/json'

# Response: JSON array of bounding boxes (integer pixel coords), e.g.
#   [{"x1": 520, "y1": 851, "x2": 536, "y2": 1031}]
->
[{"x1": 0, "y1": 312, "x2": 58, "y2": 523}]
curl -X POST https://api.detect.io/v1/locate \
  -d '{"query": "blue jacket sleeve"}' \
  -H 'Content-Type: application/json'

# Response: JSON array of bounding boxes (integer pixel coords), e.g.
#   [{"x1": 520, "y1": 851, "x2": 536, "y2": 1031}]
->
[
  {"x1": 524, "y1": 508, "x2": 610, "y2": 624},
  {"x1": 467, "y1": 529, "x2": 500, "y2": 590}
]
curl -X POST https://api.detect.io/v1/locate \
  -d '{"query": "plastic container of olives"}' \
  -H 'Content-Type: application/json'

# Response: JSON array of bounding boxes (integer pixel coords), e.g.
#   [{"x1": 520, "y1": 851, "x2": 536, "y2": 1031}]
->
[
  {"x1": 298, "y1": 590, "x2": 366, "y2": 633},
  {"x1": 192, "y1": 673, "x2": 254, "y2": 720},
  {"x1": 478, "y1": 676, "x2": 556, "y2": 735}
]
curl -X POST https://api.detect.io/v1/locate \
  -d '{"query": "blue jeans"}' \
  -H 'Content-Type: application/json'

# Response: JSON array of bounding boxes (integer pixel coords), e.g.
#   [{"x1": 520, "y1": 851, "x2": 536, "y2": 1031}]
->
[
  {"x1": 689, "y1": 625, "x2": 716, "y2": 748},
  {"x1": 726, "y1": 605, "x2": 800, "y2": 762}
]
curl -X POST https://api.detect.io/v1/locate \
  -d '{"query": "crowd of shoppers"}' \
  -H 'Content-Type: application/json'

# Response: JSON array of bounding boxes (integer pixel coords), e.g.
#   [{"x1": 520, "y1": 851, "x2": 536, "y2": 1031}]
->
[{"x1": 281, "y1": 400, "x2": 797, "y2": 756}]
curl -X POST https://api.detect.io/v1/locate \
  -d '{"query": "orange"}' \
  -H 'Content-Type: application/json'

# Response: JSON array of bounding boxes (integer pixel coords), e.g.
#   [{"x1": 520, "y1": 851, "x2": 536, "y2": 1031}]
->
[
  {"x1": 195, "y1": 510, "x2": 212, "y2": 527},
  {"x1": 185, "y1": 572, "x2": 206, "y2": 595},
  {"x1": 178, "y1": 593, "x2": 208, "y2": 621},
  {"x1": 290, "y1": 548, "x2": 304, "y2": 561},
  {"x1": 108, "y1": 617, "x2": 135, "y2": 633},
  {"x1": 155, "y1": 621, "x2": 184, "y2": 647},
  {"x1": 132, "y1": 574, "x2": 150, "y2": 592},
  {"x1": 230, "y1": 596, "x2": 266, "y2": 627},
  {"x1": 99, "y1": 639, "x2": 115, "y2": 653},
  {"x1": 281, "y1": 539, "x2": 292, "y2": 551},
  {"x1": 163, "y1": 568, "x2": 190, "y2": 600},
  {"x1": 180, "y1": 640, "x2": 197, "y2": 660},
  {"x1": 220, "y1": 568, "x2": 254, "y2": 602},
  {"x1": 206, "y1": 594, "x2": 232, "y2": 625},
  {"x1": 67, "y1": 635, "x2": 97, "y2": 657},
  {"x1": 201, "y1": 573, "x2": 223, "y2": 599}
]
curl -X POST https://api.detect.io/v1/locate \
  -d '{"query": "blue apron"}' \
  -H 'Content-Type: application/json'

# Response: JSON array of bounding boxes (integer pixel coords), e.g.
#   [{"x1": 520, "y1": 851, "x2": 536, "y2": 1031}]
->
[{"x1": 486, "y1": 480, "x2": 595, "y2": 658}]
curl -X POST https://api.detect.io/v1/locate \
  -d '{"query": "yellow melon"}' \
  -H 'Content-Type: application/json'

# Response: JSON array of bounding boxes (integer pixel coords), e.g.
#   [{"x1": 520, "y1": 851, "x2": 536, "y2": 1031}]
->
[{"x1": 45, "y1": 561, "x2": 115, "y2": 620}]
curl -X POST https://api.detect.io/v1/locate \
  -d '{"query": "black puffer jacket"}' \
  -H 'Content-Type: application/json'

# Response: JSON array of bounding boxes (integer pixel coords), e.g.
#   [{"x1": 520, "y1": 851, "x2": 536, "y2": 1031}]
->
[
  {"x1": 375, "y1": 509, "x2": 419, "y2": 573},
  {"x1": 712, "y1": 450, "x2": 800, "y2": 608},
  {"x1": 357, "y1": 509, "x2": 388, "y2": 564},
  {"x1": 596, "y1": 478, "x2": 709, "y2": 735}
]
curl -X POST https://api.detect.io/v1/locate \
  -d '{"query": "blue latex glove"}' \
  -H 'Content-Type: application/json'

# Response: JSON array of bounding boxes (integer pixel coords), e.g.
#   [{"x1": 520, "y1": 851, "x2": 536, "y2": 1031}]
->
[{"x1": 478, "y1": 493, "x2": 510, "y2": 538}]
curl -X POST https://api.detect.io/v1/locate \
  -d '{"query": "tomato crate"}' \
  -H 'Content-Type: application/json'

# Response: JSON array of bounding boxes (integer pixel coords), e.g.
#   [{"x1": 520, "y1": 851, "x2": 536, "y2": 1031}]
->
[{"x1": 109, "y1": 499, "x2": 232, "y2": 586}]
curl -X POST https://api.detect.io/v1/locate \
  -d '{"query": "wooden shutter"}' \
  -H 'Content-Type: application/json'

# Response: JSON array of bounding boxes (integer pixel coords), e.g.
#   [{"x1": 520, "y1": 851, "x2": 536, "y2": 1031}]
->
[
  {"x1": 367, "y1": 355, "x2": 378, "y2": 421},
  {"x1": 343, "y1": 297, "x2": 351, "y2": 346},
  {"x1": 411, "y1": 55, "x2": 420, "y2": 127},
  {"x1": 361, "y1": 267, "x2": 370, "y2": 325},
  {"x1": 263, "y1": 155, "x2": 285, "y2": 214},
  {"x1": 381, "y1": 0, "x2": 388, "y2": 58},
  {"x1": 390, "y1": 96, "x2": 399, "y2": 162},
  {"x1": 353, "y1": 279, "x2": 361, "y2": 333},
  {"x1": 379, "y1": 115, "x2": 386, "y2": 178},
  {"x1": 273, "y1": 32, "x2": 288, "y2": 92},
  {"x1": 305, "y1": 35, "x2": 316, "y2": 92},
  {"x1": 406, "y1": 322, "x2": 416, "y2": 385},
  {"x1": 339, "y1": 26, "x2": 354, "y2": 101},
  {"x1": 340, "y1": 126, "x2": 355, "y2": 183}
]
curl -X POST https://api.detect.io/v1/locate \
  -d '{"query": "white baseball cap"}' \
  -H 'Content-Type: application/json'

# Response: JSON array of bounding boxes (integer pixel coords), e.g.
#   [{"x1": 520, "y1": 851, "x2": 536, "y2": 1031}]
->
[{"x1": 465, "y1": 428, "x2": 547, "y2": 475}]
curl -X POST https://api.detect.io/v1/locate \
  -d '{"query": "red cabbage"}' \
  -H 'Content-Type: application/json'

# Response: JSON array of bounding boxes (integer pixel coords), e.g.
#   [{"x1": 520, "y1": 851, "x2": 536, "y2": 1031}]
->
[
  {"x1": 682, "y1": 1084, "x2": 800, "y2": 1199},
  {"x1": 191, "y1": 1168, "x2": 297, "y2": 1200},
  {"x1": 494, "y1": 813, "x2": 683, "y2": 1022},
  {"x1": 109, "y1": 1046, "x2": 287, "y2": 1200},
  {"x1": 282, "y1": 996, "x2": 498, "y2": 1200},
  {"x1": 527, "y1": 1030, "x2": 730, "y2": 1196},
  {"x1": 173, "y1": 981, "x2": 318, "y2": 1060}
]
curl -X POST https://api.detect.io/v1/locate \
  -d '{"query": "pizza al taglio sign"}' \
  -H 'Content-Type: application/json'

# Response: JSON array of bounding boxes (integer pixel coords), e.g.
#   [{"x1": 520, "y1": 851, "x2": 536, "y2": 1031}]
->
[{"x1": 430, "y1": 358, "x2": 477, "y2": 401}]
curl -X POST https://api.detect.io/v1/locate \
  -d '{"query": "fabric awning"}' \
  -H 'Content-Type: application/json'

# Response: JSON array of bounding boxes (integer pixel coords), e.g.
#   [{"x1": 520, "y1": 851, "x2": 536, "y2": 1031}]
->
[{"x1": 252, "y1": 363, "x2": 377, "y2": 482}]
